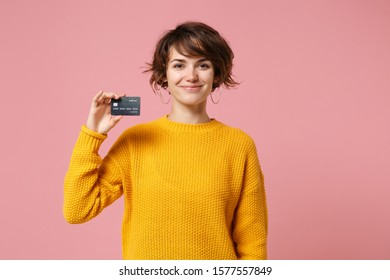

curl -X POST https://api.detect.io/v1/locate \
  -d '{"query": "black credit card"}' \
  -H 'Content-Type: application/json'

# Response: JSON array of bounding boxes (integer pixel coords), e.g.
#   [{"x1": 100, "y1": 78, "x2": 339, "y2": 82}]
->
[{"x1": 111, "y1": 96, "x2": 140, "y2": 116}]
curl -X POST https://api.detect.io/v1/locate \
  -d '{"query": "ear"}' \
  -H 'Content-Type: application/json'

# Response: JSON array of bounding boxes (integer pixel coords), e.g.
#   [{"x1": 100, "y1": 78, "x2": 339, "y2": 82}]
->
[
  {"x1": 212, "y1": 78, "x2": 220, "y2": 90},
  {"x1": 162, "y1": 80, "x2": 168, "y2": 90}
]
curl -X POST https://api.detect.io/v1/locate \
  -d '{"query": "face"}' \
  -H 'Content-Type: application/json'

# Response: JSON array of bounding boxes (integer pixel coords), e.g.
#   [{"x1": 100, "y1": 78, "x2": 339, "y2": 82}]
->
[{"x1": 166, "y1": 48, "x2": 215, "y2": 108}]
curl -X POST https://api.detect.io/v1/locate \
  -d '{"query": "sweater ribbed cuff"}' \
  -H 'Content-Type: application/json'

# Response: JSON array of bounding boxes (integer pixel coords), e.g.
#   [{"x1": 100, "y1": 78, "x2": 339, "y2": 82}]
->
[{"x1": 78, "y1": 125, "x2": 108, "y2": 153}]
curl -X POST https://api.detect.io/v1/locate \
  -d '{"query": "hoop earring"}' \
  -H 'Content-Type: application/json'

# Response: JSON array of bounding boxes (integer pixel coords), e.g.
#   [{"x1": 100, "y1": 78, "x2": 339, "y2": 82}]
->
[
  {"x1": 157, "y1": 86, "x2": 171, "y2": 104},
  {"x1": 210, "y1": 87, "x2": 222, "y2": 104}
]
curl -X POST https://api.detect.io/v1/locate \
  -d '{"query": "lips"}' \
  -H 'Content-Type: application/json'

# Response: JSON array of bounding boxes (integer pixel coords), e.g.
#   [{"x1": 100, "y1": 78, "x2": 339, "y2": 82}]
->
[
  {"x1": 180, "y1": 85, "x2": 203, "y2": 93},
  {"x1": 180, "y1": 85, "x2": 202, "y2": 89}
]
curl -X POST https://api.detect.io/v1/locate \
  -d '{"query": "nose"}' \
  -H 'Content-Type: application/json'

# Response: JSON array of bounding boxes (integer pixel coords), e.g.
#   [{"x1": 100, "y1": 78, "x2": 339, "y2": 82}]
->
[{"x1": 185, "y1": 67, "x2": 198, "y2": 82}]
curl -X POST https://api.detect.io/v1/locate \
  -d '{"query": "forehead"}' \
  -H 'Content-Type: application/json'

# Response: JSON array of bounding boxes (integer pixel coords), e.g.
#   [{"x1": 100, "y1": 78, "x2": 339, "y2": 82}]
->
[{"x1": 168, "y1": 47, "x2": 206, "y2": 61}]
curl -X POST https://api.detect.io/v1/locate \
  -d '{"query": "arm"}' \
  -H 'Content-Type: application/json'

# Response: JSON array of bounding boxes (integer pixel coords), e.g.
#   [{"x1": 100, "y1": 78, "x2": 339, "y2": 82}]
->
[
  {"x1": 63, "y1": 91, "x2": 125, "y2": 224},
  {"x1": 233, "y1": 141, "x2": 268, "y2": 260},
  {"x1": 63, "y1": 126, "x2": 123, "y2": 224}
]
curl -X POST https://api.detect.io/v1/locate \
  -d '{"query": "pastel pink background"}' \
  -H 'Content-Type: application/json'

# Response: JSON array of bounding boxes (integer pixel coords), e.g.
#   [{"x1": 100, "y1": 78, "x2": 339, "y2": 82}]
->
[{"x1": 0, "y1": 0, "x2": 389, "y2": 259}]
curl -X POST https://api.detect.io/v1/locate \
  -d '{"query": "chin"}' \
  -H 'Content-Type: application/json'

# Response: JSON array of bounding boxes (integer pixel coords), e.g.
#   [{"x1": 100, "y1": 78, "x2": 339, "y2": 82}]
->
[{"x1": 171, "y1": 93, "x2": 206, "y2": 105}]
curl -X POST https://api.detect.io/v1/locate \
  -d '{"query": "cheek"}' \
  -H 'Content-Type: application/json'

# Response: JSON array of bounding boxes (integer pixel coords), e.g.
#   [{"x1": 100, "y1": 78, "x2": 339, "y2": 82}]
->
[
  {"x1": 166, "y1": 71, "x2": 181, "y2": 84},
  {"x1": 204, "y1": 72, "x2": 215, "y2": 84}
]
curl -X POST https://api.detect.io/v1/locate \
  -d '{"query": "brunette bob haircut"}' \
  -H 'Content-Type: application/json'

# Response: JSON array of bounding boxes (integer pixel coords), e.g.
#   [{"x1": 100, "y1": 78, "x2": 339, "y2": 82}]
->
[{"x1": 145, "y1": 21, "x2": 239, "y2": 92}]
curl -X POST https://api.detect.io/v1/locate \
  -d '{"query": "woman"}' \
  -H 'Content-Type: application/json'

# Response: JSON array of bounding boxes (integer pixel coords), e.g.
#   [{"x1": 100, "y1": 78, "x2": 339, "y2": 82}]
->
[{"x1": 64, "y1": 21, "x2": 268, "y2": 260}]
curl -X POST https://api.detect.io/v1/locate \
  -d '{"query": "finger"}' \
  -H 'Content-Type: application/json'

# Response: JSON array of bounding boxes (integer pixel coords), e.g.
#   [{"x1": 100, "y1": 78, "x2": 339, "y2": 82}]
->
[
  {"x1": 111, "y1": 115, "x2": 123, "y2": 126},
  {"x1": 92, "y1": 90, "x2": 104, "y2": 103},
  {"x1": 104, "y1": 93, "x2": 126, "y2": 105},
  {"x1": 112, "y1": 92, "x2": 126, "y2": 100},
  {"x1": 97, "y1": 91, "x2": 118, "y2": 104}
]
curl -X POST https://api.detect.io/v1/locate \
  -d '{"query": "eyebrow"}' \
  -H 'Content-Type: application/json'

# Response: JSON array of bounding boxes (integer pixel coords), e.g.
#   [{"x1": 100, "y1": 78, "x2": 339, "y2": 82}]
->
[{"x1": 169, "y1": 58, "x2": 209, "y2": 64}]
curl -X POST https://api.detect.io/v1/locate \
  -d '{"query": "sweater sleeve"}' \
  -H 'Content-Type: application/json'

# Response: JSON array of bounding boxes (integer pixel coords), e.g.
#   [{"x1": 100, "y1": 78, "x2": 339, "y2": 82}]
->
[
  {"x1": 232, "y1": 139, "x2": 268, "y2": 260},
  {"x1": 63, "y1": 125, "x2": 123, "y2": 224}
]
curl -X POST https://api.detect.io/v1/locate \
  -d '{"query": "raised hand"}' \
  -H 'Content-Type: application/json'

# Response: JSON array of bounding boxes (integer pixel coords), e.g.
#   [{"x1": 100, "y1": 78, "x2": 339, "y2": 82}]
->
[{"x1": 86, "y1": 91, "x2": 126, "y2": 134}]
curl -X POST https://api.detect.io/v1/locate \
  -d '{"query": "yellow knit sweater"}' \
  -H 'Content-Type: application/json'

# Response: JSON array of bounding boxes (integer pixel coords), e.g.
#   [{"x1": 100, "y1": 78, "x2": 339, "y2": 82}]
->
[{"x1": 64, "y1": 116, "x2": 267, "y2": 259}]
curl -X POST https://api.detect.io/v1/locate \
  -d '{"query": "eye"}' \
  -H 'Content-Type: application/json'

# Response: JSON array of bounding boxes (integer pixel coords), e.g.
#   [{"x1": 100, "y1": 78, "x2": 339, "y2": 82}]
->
[
  {"x1": 199, "y1": 63, "x2": 211, "y2": 70},
  {"x1": 173, "y1": 63, "x2": 184, "y2": 69}
]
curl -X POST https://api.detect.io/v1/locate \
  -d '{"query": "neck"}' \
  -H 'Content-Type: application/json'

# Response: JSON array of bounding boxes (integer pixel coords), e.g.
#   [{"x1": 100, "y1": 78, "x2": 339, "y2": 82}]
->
[{"x1": 168, "y1": 101, "x2": 210, "y2": 124}]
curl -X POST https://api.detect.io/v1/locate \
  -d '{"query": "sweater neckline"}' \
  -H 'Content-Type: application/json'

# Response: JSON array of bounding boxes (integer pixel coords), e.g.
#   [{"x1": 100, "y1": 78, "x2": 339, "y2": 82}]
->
[{"x1": 156, "y1": 115, "x2": 223, "y2": 133}]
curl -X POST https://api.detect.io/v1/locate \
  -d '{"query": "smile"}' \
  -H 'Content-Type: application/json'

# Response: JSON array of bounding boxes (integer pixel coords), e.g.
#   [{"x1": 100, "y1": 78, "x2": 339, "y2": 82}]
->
[{"x1": 180, "y1": 85, "x2": 203, "y2": 91}]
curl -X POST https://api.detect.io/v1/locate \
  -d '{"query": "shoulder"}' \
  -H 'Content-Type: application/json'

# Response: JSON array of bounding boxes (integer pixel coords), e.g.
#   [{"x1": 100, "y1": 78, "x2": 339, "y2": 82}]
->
[
  {"x1": 122, "y1": 119, "x2": 159, "y2": 134},
  {"x1": 112, "y1": 118, "x2": 162, "y2": 146},
  {"x1": 215, "y1": 121, "x2": 259, "y2": 157},
  {"x1": 218, "y1": 122, "x2": 256, "y2": 146}
]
